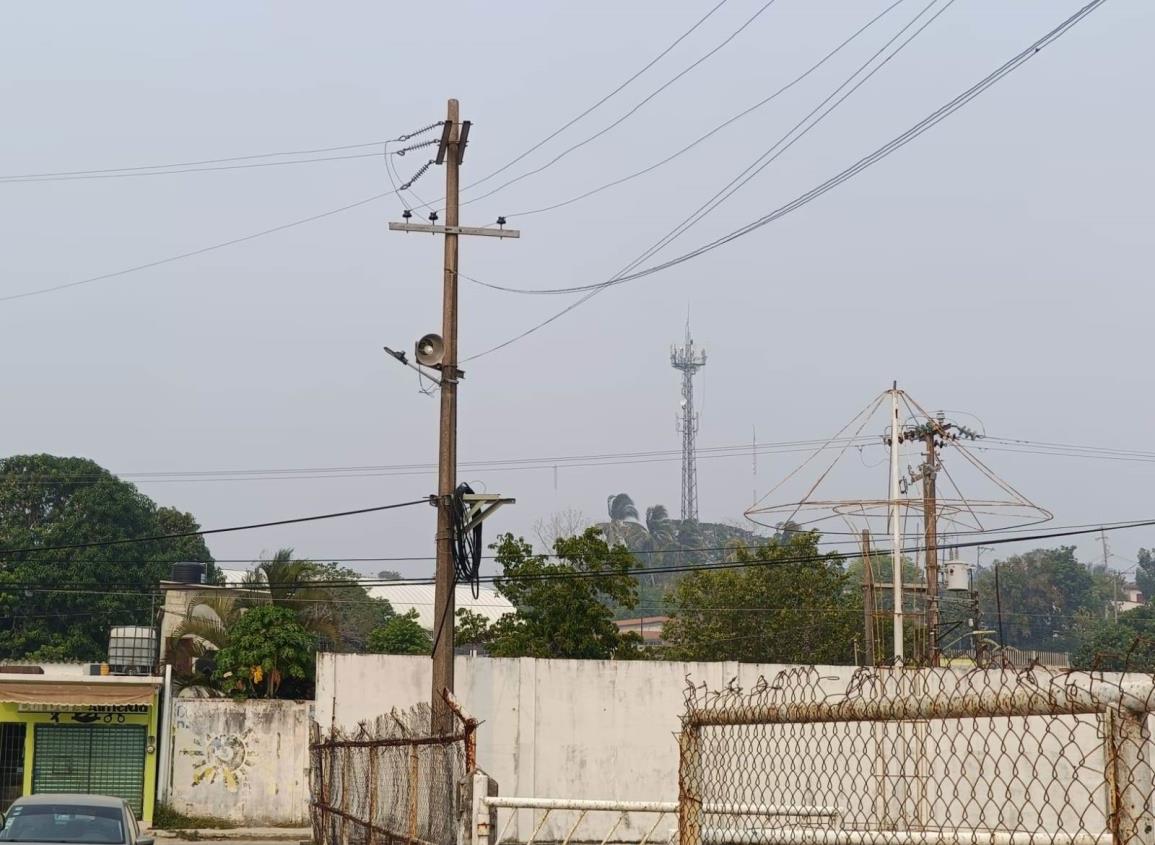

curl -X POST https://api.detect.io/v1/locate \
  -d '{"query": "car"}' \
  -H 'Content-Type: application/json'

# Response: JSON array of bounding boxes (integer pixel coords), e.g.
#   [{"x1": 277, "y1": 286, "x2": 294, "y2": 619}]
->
[{"x1": 0, "y1": 796, "x2": 153, "y2": 845}]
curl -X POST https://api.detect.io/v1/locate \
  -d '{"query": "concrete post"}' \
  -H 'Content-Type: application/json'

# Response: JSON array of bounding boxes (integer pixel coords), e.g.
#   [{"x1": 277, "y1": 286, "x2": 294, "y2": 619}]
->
[{"x1": 1110, "y1": 708, "x2": 1155, "y2": 845}]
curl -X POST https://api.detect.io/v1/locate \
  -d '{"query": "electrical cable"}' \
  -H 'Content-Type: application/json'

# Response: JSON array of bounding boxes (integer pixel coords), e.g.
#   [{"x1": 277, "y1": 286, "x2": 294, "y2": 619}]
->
[
  {"x1": 452, "y1": 0, "x2": 734, "y2": 203},
  {"x1": 474, "y1": 0, "x2": 951, "y2": 300},
  {"x1": 458, "y1": 0, "x2": 783, "y2": 211},
  {"x1": 499, "y1": 0, "x2": 911, "y2": 220},
  {"x1": 11, "y1": 513, "x2": 1155, "y2": 592},
  {"x1": 0, "y1": 120, "x2": 443, "y2": 184},
  {"x1": 0, "y1": 499, "x2": 427, "y2": 555},
  {"x1": 0, "y1": 152, "x2": 386, "y2": 184},
  {"x1": 462, "y1": 0, "x2": 1107, "y2": 359},
  {"x1": 0, "y1": 191, "x2": 394, "y2": 303}
]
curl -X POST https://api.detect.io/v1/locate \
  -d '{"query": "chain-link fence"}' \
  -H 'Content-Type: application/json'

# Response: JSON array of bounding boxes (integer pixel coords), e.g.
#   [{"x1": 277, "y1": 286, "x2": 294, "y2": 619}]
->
[
  {"x1": 310, "y1": 699, "x2": 476, "y2": 845},
  {"x1": 679, "y1": 667, "x2": 1155, "y2": 845}
]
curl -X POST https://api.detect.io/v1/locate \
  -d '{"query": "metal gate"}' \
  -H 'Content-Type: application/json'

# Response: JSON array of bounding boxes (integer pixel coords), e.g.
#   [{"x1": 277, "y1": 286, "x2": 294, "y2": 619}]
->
[{"x1": 32, "y1": 725, "x2": 146, "y2": 816}]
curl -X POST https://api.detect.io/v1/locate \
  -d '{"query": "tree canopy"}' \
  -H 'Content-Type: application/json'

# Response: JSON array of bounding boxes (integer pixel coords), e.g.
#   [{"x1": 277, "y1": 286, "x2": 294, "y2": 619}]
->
[
  {"x1": 487, "y1": 529, "x2": 641, "y2": 660},
  {"x1": 0, "y1": 454, "x2": 214, "y2": 661},
  {"x1": 213, "y1": 605, "x2": 314, "y2": 698},
  {"x1": 662, "y1": 531, "x2": 859, "y2": 664},
  {"x1": 367, "y1": 610, "x2": 431, "y2": 656},
  {"x1": 974, "y1": 547, "x2": 1098, "y2": 652}
]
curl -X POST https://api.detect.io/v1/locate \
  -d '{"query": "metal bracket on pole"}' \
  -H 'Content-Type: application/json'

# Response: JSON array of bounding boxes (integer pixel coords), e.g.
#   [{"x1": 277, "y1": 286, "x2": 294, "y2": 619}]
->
[
  {"x1": 388, "y1": 222, "x2": 520, "y2": 239},
  {"x1": 461, "y1": 493, "x2": 515, "y2": 534}
]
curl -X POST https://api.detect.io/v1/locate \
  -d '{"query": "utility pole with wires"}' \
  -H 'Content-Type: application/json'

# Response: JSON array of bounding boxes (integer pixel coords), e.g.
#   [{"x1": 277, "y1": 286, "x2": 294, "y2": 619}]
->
[{"x1": 386, "y1": 99, "x2": 519, "y2": 735}]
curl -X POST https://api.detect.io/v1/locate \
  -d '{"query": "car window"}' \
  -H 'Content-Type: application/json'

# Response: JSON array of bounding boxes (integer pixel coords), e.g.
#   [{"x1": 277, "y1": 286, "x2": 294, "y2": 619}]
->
[{"x1": 0, "y1": 804, "x2": 126, "y2": 844}]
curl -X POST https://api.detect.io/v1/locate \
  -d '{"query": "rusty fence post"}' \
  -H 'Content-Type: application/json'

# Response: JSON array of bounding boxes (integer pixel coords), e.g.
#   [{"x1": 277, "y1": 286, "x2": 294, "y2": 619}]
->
[
  {"x1": 1109, "y1": 705, "x2": 1155, "y2": 845},
  {"x1": 409, "y1": 742, "x2": 421, "y2": 843},
  {"x1": 367, "y1": 744, "x2": 378, "y2": 845},
  {"x1": 340, "y1": 745, "x2": 351, "y2": 845},
  {"x1": 678, "y1": 728, "x2": 702, "y2": 845}
]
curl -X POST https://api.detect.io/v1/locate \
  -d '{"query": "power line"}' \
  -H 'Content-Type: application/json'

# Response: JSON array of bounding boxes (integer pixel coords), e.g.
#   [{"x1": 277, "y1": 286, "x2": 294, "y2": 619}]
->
[
  {"x1": 0, "y1": 498, "x2": 426, "y2": 555},
  {"x1": 0, "y1": 190, "x2": 392, "y2": 303},
  {"x1": 0, "y1": 151, "x2": 386, "y2": 184},
  {"x1": 0, "y1": 121, "x2": 443, "y2": 184},
  {"x1": 458, "y1": 0, "x2": 783, "y2": 211},
  {"x1": 451, "y1": 0, "x2": 734, "y2": 204},
  {"x1": 498, "y1": 0, "x2": 911, "y2": 222},
  {"x1": 10, "y1": 514, "x2": 1153, "y2": 592},
  {"x1": 461, "y1": 0, "x2": 955, "y2": 357},
  {"x1": 463, "y1": 0, "x2": 1106, "y2": 359},
  {"x1": 0, "y1": 436, "x2": 874, "y2": 484}
]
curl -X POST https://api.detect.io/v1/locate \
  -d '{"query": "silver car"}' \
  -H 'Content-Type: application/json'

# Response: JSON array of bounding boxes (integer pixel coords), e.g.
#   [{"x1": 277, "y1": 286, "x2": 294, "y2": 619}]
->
[{"x1": 0, "y1": 796, "x2": 153, "y2": 845}]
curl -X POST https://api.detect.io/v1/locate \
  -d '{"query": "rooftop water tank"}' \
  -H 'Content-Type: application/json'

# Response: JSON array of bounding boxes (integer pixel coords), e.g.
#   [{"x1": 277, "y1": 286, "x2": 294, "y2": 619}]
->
[
  {"x1": 108, "y1": 626, "x2": 157, "y2": 675},
  {"x1": 170, "y1": 561, "x2": 207, "y2": 585}
]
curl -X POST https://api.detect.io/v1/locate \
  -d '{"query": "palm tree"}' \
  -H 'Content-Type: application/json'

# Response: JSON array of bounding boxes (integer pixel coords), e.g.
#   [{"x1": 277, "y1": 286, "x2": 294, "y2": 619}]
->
[
  {"x1": 241, "y1": 548, "x2": 341, "y2": 645},
  {"x1": 166, "y1": 594, "x2": 244, "y2": 696},
  {"x1": 643, "y1": 505, "x2": 675, "y2": 585},
  {"x1": 605, "y1": 494, "x2": 643, "y2": 547}
]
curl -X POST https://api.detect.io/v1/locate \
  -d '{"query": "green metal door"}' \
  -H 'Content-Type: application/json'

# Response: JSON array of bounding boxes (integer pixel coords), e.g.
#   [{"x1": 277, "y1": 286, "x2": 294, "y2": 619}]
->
[{"x1": 32, "y1": 725, "x2": 146, "y2": 816}]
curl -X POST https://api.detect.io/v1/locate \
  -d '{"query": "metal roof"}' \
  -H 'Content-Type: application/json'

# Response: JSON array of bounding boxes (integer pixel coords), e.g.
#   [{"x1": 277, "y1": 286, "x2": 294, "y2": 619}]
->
[{"x1": 366, "y1": 583, "x2": 514, "y2": 630}]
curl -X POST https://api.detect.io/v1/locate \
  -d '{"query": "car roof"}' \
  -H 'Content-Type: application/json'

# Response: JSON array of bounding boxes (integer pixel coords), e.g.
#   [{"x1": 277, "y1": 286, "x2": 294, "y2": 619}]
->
[{"x1": 10, "y1": 795, "x2": 126, "y2": 809}]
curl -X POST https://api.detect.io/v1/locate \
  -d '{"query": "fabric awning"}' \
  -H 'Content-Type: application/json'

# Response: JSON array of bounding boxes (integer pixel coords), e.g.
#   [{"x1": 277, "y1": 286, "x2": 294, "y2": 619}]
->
[{"x1": 0, "y1": 680, "x2": 158, "y2": 706}]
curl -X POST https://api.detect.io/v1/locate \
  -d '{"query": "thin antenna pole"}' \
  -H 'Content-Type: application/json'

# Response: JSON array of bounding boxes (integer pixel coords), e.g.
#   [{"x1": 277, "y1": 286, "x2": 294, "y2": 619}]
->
[{"x1": 889, "y1": 384, "x2": 904, "y2": 664}]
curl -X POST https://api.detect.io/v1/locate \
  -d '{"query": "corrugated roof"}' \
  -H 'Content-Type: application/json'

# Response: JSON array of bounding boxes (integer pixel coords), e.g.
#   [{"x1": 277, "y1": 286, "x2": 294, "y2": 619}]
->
[{"x1": 366, "y1": 583, "x2": 514, "y2": 630}]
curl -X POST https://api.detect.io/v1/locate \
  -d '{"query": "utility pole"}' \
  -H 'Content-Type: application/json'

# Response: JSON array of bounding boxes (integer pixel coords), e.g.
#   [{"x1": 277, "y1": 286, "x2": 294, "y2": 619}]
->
[
  {"x1": 923, "y1": 421, "x2": 940, "y2": 666},
  {"x1": 387, "y1": 99, "x2": 520, "y2": 735},
  {"x1": 862, "y1": 530, "x2": 876, "y2": 667},
  {"x1": 888, "y1": 384, "x2": 904, "y2": 665}
]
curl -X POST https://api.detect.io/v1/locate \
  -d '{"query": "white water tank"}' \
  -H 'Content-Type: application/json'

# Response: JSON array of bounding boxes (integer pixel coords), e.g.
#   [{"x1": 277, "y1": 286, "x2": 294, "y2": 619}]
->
[
  {"x1": 945, "y1": 561, "x2": 971, "y2": 592},
  {"x1": 109, "y1": 626, "x2": 157, "y2": 674}
]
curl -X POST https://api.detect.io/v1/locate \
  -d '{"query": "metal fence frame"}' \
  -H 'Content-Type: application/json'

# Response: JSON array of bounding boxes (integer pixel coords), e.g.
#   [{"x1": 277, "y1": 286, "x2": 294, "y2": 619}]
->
[
  {"x1": 678, "y1": 669, "x2": 1155, "y2": 845},
  {"x1": 310, "y1": 691, "x2": 477, "y2": 845}
]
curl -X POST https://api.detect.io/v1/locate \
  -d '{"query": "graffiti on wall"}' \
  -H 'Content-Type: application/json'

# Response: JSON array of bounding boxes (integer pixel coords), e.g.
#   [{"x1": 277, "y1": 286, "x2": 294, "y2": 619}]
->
[{"x1": 181, "y1": 729, "x2": 256, "y2": 792}]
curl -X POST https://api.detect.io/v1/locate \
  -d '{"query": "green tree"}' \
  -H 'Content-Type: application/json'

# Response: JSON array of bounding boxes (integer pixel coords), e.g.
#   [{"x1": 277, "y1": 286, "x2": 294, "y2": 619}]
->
[
  {"x1": 488, "y1": 529, "x2": 639, "y2": 659},
  {"x1": 311, "y1": 562, "x2": 394, "y2": 652},
  {"x1": 662, "y1": 532, "x2": 860, "y2": 664},
  {"x1": 213, "y1": 605, "x2": 315, "y2": 698},
  {"x1": 368, "y1": 610, "x2": 431, "y2": 655},
  {"x1": 974, "y1": 547, "x2": 1097, "y2": 652},
  {"x1": 0, "y1": 454, "x2": 216, "y2": 661},
  {"x1": 455, "y1": 608, "x2": 493, "y2": 646},
  {"x1": 155, "y1": 507, "x2": 219, "y2": 584},
  {"x1": 1071, "y1": 604, "x2": 1155, "y2": 671}
]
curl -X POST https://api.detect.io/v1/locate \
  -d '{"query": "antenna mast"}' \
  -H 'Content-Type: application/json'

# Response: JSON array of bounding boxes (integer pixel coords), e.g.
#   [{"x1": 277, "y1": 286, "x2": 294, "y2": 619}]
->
[{"x1": 671, "y1": 319, "x2": 706, "y2": 522}]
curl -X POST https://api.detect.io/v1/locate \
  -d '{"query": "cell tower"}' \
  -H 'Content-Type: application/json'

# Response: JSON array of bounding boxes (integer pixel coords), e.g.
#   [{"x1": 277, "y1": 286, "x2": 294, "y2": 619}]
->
[{"x1": 671, "y1": 320, "x2": 706, "y2": 522}]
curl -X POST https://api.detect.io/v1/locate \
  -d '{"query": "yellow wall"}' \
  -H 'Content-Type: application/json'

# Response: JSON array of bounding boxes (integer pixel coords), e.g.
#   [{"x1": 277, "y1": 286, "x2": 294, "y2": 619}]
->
[{"x1": 2, "y1": 696, "x2": 158, "y2": 825}]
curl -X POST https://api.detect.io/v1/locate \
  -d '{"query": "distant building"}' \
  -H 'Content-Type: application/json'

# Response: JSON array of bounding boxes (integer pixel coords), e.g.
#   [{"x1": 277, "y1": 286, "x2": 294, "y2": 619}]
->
[
  {"x1": 614, "y1": 616, "x2": 668, "y2": 646},
  {"x1": 1112, "y1": 583, "x2": 1145, "y2": 615},
  {"x1": 366, "y1": 583, "x2": 514, "y2": 631}
]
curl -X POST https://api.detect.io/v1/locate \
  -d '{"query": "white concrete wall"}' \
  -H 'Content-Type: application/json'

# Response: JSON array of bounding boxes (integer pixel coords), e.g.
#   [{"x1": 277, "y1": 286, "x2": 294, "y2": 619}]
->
[
  {"x1": 315, "y1": 654, "x2": 862, "y2": 842},
  {"x1": 315, "y1": 655, "x2": 1141, "y2": 844},
  {"x1": 169, "y1": 698, "x2": 312, "y2": 825}
]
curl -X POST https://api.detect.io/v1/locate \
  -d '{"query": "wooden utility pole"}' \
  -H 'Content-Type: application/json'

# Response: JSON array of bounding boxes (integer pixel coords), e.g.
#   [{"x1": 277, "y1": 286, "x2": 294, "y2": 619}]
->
[
  {"x1": 431, "y1": 99, "x2": 462, "y2": 736},
  {"x1": 387, "y1": 99, "x2": 519, "y2": 735},
  {"x1": 861, "y1": 530, "x2": 876, "y2": 667},
  {"x1": 923, "y1": 428, "x2": 939, "y2": 666}
]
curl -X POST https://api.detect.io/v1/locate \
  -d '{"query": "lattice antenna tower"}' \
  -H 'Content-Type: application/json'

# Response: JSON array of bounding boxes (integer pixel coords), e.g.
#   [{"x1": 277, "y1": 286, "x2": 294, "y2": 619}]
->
[{"x1": 671, "y1": 319, "x2": 707, "y2": 522}]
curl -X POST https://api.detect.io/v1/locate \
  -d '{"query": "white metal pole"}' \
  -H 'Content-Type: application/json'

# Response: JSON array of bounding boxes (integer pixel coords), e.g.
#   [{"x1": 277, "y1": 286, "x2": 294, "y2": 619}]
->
[{"x1": 890, "y1": 386, "x2": 904, "y2": 664}]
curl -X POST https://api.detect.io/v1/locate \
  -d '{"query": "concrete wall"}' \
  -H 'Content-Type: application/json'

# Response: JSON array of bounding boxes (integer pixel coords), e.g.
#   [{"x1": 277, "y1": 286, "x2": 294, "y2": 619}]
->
[
  {"x1": 169, "y1": 698, "x2": 312, "y2": 825},
  {"x1": 315, "y1": 654, "x2": 862, "y2": 841},
  {"x1": 315, "y1": 655, "x2": 1140, "y2": 844}
]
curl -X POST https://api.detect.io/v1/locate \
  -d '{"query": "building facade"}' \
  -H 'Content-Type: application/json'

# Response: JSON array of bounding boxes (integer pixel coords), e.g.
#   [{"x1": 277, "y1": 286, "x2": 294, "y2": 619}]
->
[{"x1": 0, "y1": 670, "x2": 162, "y2": 824}]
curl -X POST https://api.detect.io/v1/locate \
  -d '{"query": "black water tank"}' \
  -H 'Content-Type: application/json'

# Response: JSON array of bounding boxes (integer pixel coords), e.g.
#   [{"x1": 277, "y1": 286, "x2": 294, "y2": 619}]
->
[{"x1": 170, "y1": 561, "x2": 207, "y2": 584}]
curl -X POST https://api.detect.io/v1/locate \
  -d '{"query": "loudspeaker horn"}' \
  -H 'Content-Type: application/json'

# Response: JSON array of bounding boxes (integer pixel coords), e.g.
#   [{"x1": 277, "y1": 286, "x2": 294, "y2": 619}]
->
[{"x1": 415, "y1": 333, "x2": 445, "y2": 367}]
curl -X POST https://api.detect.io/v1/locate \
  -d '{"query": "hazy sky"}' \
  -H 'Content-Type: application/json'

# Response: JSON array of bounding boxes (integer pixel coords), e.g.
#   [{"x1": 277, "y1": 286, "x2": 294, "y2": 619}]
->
[{"x1": 1, "y1": 1, "x2": 1151, "y2": 582}]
